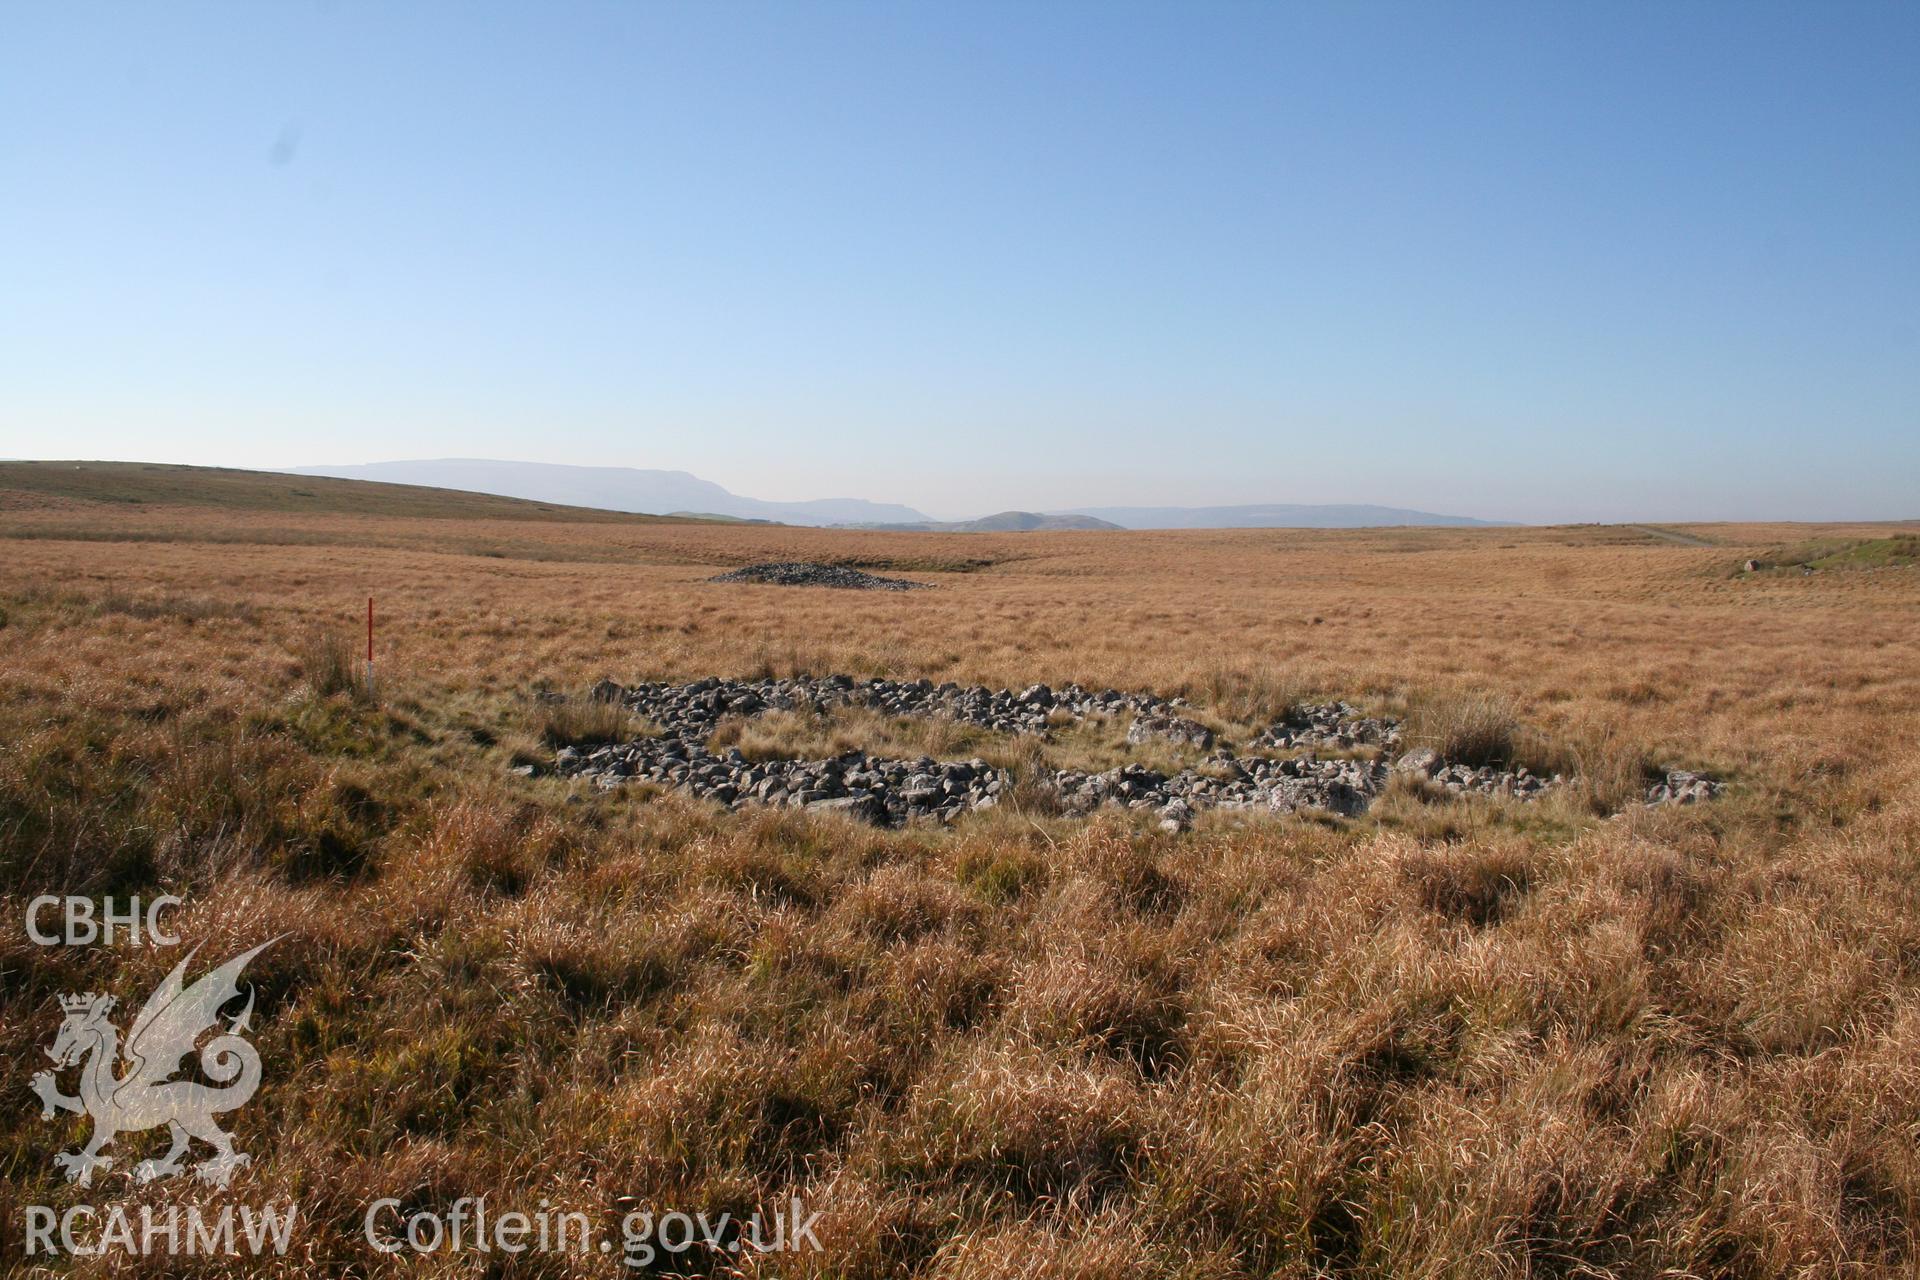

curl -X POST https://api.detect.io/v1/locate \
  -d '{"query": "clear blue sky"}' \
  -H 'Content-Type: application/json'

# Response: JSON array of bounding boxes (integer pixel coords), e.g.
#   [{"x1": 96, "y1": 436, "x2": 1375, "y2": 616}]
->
[{"x1": 2, "y1": 2, "x2": 1915, "y2": 522}]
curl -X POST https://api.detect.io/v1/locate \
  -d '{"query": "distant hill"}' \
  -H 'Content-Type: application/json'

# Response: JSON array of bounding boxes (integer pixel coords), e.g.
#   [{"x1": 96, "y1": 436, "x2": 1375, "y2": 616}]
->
[
  {"x1": 666, "y1": 511, "x2": 778, "y2": 524},
  {"x1": 840, "y1": 511, "x2": 1123, "y2": 533},
  {"x1": 0, "y1": 460, "x2": 699, "y2": 523},
  {"x1": 1052, "y1": 503, "x2": 1503, "y2": 529},
  {"x1": 287, "y1": 459, "x2": 931, "y2": 527},
  {"x1": 7, "y1": 460, "x2": 1505, "y2": 533},
  {"x1": 961, "y1": 511, "x2": 1122, "y2": 532}
]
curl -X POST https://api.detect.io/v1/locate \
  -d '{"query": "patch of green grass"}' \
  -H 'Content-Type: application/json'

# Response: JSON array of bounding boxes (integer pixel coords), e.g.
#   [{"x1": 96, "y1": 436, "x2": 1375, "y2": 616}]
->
[
  {"x1": 1804, "y1": 535, "x2": 1920, "y2": 570},
  {"x1": 1748, "y1": 535, "x2": 1920, "y2": 574},
  {"x1": 955, "y1": 847, "x2": 1049, "y2": 902},
  {"x1": 283, "y1": 695, "x2": 394, "y2": 758}
]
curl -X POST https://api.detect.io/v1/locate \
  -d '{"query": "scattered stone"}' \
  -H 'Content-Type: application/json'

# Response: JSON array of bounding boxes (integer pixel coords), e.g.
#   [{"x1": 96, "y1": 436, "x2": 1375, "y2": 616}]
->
[
  {"x1": 1055, "y1": 755, "x2": 1387, "y2": 821},
  {"x1": 709, "y1": 562, "x2": 930, "y2": 591},
  {"x1": 1425, "y1": 761, "x2": 1556, "y2": 801},
  {"x1": 581, "y1": 675, "x2": 1183, "y2": 743},
  {"x1": 559, "y1": 736, "x2": 1007, "y2": 827},
  {"x1": 807, "y1": 794, "x2": 888, "y2": 824},
  {"x1": 538, "y1": 673, "x2": 1724, "y2": 828},
  {"x1": 1647, "y1": 770, "x2": 1722, "y2": 806},
  {"x1": 1127, "y1": 713, "x2": 1215, "y2": 750},
  {"x1": 1253, "y1": 702, "x2": 1402, "y2": 752},
  {"x1": 1393, "y1": 747, "x2": 1441, "y2": 778}
]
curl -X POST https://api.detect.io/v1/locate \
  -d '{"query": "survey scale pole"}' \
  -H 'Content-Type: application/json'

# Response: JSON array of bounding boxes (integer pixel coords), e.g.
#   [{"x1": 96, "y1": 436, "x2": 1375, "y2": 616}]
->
[{"x1": 366, "y1": 596, "x2": 375, "y2": 697}]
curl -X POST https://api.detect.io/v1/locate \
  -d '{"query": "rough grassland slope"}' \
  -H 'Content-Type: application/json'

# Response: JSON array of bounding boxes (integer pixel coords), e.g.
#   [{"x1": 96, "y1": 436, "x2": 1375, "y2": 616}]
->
[
  {"x1": 0, "y1": 460, "x2": 703, "y2": 522},
  {"x1": 3, "y1": 474, "x2": 1919, "y2": 1277}
]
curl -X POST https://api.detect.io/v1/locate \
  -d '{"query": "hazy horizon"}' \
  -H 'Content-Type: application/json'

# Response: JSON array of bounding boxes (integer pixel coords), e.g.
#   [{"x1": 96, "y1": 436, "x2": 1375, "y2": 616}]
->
[{"x1": 3, "y1": 3, "x2": 1917, "y2": 523}]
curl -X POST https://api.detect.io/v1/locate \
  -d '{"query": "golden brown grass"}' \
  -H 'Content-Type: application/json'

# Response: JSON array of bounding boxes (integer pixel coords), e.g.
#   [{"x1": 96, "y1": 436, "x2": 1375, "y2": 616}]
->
[
  {"x1": 3, "y1": 484, "x2": 1919, "y2": 1276},
  {"x1": 714, "y1": 705, "x2": 1018, "y2": 765}
]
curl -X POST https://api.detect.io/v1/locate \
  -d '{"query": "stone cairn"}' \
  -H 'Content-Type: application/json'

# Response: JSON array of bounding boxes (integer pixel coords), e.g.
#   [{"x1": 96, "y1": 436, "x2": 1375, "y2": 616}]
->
[
  {"x1": 541, "y1": 676, "x2": 1722, "y2": 830},
  {"x1": 708, "y1": 562, "x2": 929, "y2": 591}
]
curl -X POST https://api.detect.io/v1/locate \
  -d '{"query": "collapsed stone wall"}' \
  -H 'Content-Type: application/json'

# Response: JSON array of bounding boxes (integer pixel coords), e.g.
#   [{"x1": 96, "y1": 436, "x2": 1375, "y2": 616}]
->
[{"x1": 542, "y1": 676, "x2": 1722, "y2": 829}]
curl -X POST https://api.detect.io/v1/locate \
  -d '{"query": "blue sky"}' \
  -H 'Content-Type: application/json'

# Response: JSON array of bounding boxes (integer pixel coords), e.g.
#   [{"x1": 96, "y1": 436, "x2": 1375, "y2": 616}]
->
[{"x1": 2, "y1": 2, "x2": 1915, "y2": 522}]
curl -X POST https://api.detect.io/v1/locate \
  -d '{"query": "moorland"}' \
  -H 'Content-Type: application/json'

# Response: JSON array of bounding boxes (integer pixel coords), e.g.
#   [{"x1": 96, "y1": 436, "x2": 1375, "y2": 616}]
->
[{"x1": 3, "y1": 461, "x2": 1919, "y2": 1276}]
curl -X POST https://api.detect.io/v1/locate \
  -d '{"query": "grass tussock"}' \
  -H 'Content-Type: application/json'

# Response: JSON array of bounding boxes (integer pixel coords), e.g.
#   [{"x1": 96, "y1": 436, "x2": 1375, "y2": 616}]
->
[
  {"x1": 1554, "y1": 719, "x2": 1661, "y2": 814},
  {"x1": 1185, "y1": 662, "x2": 1308, "y2": 726},
  {"x1": 533, "y1": 693, "x2": 649, "y2": 747},
  {"x1": 295, "y1": 626, "x2": 373, "y2": 702},
  {"x1": 1400, "y1": 699, "x2": 1660, "y2": 815},
  {"x1": 1407, "y1": 691, "x2": 1525, "y2": 767}
]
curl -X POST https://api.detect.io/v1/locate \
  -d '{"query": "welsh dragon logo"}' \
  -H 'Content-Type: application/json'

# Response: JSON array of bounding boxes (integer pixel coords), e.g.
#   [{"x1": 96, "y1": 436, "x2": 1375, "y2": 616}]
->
[{"x1": 31, "y1": 940, "x2": 275, "y2": 1189}]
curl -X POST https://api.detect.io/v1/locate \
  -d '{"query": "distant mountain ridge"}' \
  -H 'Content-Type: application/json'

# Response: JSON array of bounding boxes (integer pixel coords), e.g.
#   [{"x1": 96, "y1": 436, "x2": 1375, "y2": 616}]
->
[
  {"x1": 281, "y1": 460, "x2": 1502, "y2": 529},
  {"x1": 838, "y1": 511, "x2": 1122, "y2": 533},
  {"x1": 1051, "y1": 503, "x2": 1503, "y2": 529},
  {"x1": 285, "y1": 459, "x2": 932, "y2": 527}
]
